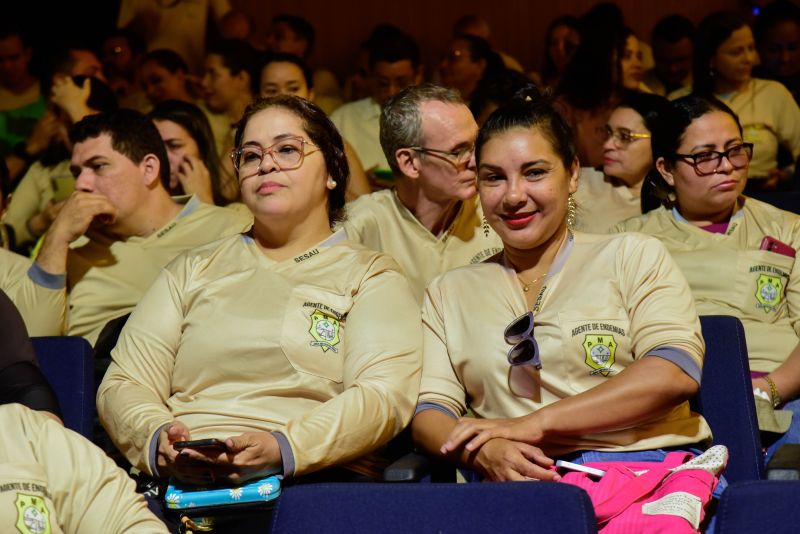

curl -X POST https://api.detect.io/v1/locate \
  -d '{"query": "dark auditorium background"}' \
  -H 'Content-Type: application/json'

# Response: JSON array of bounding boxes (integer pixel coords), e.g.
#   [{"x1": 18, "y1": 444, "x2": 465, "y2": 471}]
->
[{"x1": 8, "y1": 0, "x2": 759, "y2": 79}]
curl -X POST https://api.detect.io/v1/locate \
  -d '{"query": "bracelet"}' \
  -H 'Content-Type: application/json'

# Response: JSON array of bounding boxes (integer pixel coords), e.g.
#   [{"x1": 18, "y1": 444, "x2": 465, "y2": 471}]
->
[{"x1": 764, "y1": 375, "x2": 781, "y2": 408}]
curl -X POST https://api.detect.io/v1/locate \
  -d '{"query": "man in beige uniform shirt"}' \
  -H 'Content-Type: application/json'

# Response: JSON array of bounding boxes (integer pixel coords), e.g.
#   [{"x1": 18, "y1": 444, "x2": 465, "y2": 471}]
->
[
  {"x1": 0, "y1": 403, "x2": 167, "y2": 534},
  {"x1": 342, "y1": 84, "x2": 502, "y2": 301},
  {"x1": 34, "y1": 109, "x2": 251, "y2": 345}
]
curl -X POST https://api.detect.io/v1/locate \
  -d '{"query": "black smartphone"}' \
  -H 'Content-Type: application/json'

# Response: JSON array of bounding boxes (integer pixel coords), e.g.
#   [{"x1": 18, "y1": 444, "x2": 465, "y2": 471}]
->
[{"x1": 173, "y1": 438, "x2": 228, "y2": 451}]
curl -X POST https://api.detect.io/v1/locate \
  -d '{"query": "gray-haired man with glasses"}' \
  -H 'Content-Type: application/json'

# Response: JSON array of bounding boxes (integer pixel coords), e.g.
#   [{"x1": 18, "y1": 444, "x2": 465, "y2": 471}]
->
[{"x1": 341, "y1": 83, "x2": 502, "y2": 302}]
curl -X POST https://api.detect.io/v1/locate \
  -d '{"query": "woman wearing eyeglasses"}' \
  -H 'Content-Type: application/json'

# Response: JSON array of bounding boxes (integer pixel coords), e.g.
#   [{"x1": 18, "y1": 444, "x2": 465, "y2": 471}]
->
[
  {"x1": 618, "y1": 95, "x2": 800, "y2": 461},
  {"x1": 411, "y1": 93, "x2": 710, "y2": 482},
  {"x1": 98, "y1": 95, "x2": 422, "y2": 486},
  {"x1": 671, "y1": 11, "x2": 800, "y2": 191},
  {"x1": 574, "y1": 91, "x2": 669, "y2": 233}
]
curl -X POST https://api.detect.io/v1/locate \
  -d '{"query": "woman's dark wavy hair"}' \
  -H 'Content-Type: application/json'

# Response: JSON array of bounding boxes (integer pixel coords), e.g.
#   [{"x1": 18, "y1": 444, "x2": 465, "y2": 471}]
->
[
  {"x1": 148, "y1": 99, "x2": 228, "y2": 206},
  {"x1": 476, "y1": 88, "x2": 577, "y2": 170},
  {"x1": 556, "y1": 21, "x2": 634, "y2": 110},
  {"x1": 541, "y1": 16, "x2": 581, "y2": 85},
  {"x1": 234, "y1": 95, "x2": 349, "y2": 226},
  {"x1": 641, "y1": 94, "x2": 743, "y2": 212},
  {"x1": 692, "y1": 11, "x2": 749, "y2": 97}
]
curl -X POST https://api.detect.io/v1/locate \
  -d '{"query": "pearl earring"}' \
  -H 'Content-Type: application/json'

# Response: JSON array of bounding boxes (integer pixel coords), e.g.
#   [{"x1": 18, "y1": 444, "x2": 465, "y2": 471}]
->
[{"x1": 327, "y1": 179, "x2": 337, "y2": 190}]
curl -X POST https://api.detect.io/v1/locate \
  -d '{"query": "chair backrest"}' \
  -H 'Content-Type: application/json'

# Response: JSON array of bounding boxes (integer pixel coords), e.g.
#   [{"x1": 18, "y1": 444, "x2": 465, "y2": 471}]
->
[
  {"x1": 715, "y1": 480, "x2": 800, "y2": 533},
  {"x1": 32, "y1": 336, "x2": 94, "y2": 438},
  {"x1": 694, "y1": 316, "x2": 765, "y2": 483},
  {"x1": 271, "y1": 482, "x2": 597, "y2": 534}
]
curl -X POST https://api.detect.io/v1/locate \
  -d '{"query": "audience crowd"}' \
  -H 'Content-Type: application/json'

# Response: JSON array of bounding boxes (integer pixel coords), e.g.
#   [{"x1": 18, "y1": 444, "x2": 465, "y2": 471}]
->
[{"x1": 2, "y1": 1, "x2": 800, "y2": 532}]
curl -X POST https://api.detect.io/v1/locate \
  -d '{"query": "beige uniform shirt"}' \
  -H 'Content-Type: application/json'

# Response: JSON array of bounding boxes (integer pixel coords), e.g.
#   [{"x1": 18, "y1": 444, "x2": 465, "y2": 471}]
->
[
  {"x1": 117, "y1": 0, "x2": 231, "y2": 74},
  {"x1": 5, "y1": 160, "x2": 72, "y2": 246},
  {"x1": 0, "y1": 249, "x2": 64, "y2": 336},
  {"x1": 97, "y1": 231, "x2": 422, "y2": 479},
  {"x1": 67, "y1": 196, "x2": 252, "y2": 344},
  {"x1": 330, "y1": 97, "x2": 389, "y2": 172},
  {"x1": 419, "y1": 231, "x2": 711, "y2": 454},
  {"x1": 0, "y1": 404, "x2": 167, "y2": 534},
  {"x1": 342, "y1": 190, "x2": 504, "y2": 302},
  {"x1": 574, "y1": 167, "x2": 641, "y2": 234},
  {"x1": 616, "y1": 198, "x2": 800, "y2": 372}
]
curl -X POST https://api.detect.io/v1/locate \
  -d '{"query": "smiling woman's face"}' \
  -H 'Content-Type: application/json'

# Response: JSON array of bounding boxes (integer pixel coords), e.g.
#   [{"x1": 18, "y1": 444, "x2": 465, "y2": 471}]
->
[{"x1": 477, "y1": 126, "x2": 578, "y2": 254}]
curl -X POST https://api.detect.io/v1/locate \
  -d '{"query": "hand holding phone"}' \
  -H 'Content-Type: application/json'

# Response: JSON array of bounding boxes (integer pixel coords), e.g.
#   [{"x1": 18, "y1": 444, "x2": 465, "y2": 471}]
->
[{"x1": 173, "y1": 438, "x2": 228, "y2": 451}]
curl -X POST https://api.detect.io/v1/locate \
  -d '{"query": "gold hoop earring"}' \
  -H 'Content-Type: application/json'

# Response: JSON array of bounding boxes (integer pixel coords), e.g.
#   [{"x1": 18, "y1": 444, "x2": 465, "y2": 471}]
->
[{"x1": 567, "y1": 193, "x2": 577, "y2": 230}]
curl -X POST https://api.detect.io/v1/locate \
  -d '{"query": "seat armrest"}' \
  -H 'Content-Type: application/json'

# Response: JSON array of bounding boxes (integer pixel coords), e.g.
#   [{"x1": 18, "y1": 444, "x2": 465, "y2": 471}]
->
[
  {"x1": 383, "y1": 452, "x2": 431, "y2": 482},
  {"x1": 767, "y1": 443, "x2": 800, "y2": 480}
]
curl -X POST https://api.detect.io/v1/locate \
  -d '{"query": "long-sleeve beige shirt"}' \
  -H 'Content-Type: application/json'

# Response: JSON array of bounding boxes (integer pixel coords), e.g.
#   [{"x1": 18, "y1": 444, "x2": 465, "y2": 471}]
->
[
  {"x1": 98, "y1": 231, "x2": 422, "y2": 479},
  {"x1": 0, "y1": 248, "x2": 64, "y2": 336},
  {"x1": 0, "y1": 403, "x2": 168, "y2": 533},
  {"x1": 66, "y1": 196, "x2": 252, "y2": 344}
]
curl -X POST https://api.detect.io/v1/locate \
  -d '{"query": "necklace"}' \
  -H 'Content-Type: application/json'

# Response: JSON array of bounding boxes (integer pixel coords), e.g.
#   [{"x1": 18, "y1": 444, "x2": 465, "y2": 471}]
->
[{"x1": 517, "y1": 272, "x2": 548, "y2": 292}]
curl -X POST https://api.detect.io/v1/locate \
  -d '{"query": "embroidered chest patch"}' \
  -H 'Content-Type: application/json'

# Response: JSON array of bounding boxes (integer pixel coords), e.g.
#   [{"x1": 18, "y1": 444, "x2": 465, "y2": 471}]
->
[
  {"x1": 15, "y1": 493, "x2": 51, "y2": 534},
  {"x1": 308, "y1": 310, "x2": 340, "y2": 353},
  {"x1": 755, "y1": 273, "x2": 784, "y2": 313},
  {"x1": 583, "y1": 335, "x2": 616, "y2": 376}
]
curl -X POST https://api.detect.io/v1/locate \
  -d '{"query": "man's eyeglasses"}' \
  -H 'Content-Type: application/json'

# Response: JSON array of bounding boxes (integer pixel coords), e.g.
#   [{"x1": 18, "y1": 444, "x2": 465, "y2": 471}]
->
[
  {"x1": 231, "y1": 136, "x2": 318, "y2": 180},
  {"x1": 409, "y1": 145, "x2": 475, "y2": 167},
  {"x1": 672, "y1": 143, "x2": 753, "y2": 176},
  {"x1": 601, "y1": 125, "x2": 651, "y2": 148},
  {"x1": 504, "y1": 311, "x2": 542, "y2": 398}
]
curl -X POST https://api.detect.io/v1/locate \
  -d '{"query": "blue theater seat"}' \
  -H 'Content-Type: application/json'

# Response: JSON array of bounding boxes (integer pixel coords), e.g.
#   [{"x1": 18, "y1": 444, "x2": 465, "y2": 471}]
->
[
  {"x1": 32, "y1": 336, "x2": 94, "y2": 438},
  {"x1": 695, "y1": 316, "x2": 765, "y2": 483},
  {"x1": 715, "y1": 480, "x2": 800, "y2": 533},
  {"x1": 271, "y1": 482, "x2": 597, "y2": 534}
]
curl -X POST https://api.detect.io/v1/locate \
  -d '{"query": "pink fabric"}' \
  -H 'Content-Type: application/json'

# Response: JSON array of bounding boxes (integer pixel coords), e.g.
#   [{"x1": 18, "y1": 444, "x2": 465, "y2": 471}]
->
[{"x1": 557, "y1": 452, "x2": 721, "y2": 533}]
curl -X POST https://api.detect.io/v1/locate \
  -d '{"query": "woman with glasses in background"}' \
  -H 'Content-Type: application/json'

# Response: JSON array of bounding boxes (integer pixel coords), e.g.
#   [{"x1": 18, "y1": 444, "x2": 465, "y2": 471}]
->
[
  {"x1": 574, "y1": 91, "x2": 670, "y2": 233},
  {"x1": 618, "y1": 95, "x2": 800, "y2": 461},
  {"x1": 411, "y1": 92, "x2": 711, "y2": 482},
  {"x1": 98, "y1": 96, "x2": 422, "y2": 489}
]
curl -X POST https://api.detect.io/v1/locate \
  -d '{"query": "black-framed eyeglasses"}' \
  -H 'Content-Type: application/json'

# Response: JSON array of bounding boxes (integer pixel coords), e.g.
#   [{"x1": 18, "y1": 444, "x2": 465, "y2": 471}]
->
[
  {"x1": 504, "y1": 311, "x2": 542, "y2": 369},
  {"x1": 230, "y1": 136, "x2": 318, "y2": 180},
  {"x1": 408, "y1": 145, "x2": 475, "y2": 167},
  {"x1": 600, "y1": 125, "x2": 651, "y2": 148},
  {"x1": 672, "y1": 143, "x2": 753, "y2": 176}
]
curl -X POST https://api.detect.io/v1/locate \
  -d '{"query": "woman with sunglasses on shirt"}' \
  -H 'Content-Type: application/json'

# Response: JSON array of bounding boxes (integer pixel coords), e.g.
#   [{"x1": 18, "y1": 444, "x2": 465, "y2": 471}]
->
[
  {"x1": 618, "y1": 95, "x2": 800, "y2": 461},
  {"x1": 411, "y1": 93, "x2": 710, "y2": 482},
  {"x1": 574, "y1": 91, "x2": 670, "y2": 233},
  {"x1": 98, "y1": 95, "x2": 422, "y2": 489}
]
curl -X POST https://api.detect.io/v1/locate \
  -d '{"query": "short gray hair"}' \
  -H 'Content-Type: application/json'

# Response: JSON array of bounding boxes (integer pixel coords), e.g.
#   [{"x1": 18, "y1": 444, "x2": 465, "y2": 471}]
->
[{"x1": 379, "y1": 83, "x2": 463, "y2": 175}]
